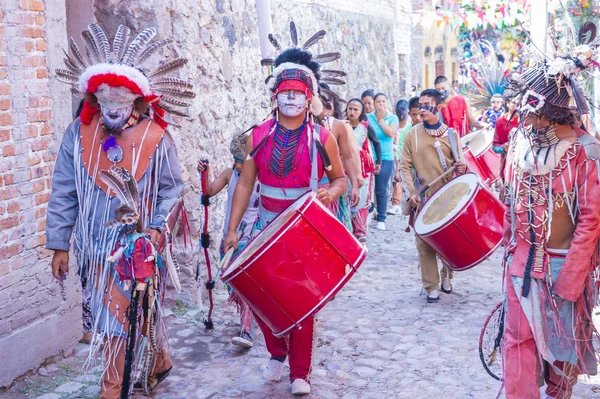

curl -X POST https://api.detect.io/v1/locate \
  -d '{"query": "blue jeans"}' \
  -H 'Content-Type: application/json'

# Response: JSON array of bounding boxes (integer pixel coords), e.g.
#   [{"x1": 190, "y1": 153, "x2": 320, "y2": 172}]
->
[{"x1": 374, "y1": 160, "x2": 394, "y2": 222}]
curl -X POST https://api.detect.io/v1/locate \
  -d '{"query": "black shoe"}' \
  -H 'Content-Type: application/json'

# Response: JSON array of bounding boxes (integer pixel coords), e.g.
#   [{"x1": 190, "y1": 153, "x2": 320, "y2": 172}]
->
[{"x1": 427, "y1": 290, "x2": 440, "y2": 303}]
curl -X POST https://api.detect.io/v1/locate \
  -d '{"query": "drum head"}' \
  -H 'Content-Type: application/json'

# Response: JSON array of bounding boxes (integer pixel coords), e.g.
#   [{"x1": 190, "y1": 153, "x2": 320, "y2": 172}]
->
[
  {"x1": 414, "y1": 173, "x2": 478, "y2": 235},
  {"x1": 222, "y1": 192, "x2": 312, "y2": 279},
  {"x1": 461, "y1": 128, "x2": 493, "y2": 157}
]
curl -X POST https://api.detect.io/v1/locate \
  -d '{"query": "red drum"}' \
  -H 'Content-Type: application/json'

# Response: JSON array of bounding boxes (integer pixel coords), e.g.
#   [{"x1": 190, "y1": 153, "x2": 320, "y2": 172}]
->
[
  {"x1": 461, "y1": 129, "x2": 501, "y2": 185},
  {"x1": 414, "y1": 173, "x2": 504, "y2": 271},
  {"x1": 222, "y1": 192, "x2": 367, "y2": 337}
]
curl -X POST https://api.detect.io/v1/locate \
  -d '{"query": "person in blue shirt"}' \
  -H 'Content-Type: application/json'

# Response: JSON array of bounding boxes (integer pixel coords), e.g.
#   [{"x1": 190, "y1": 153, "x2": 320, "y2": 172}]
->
[{"x1": 367, "y1": 93, "x2": 399, "y2": 230}]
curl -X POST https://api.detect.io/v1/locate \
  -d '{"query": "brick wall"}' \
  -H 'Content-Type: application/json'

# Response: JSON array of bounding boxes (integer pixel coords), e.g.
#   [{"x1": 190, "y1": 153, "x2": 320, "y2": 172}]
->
[{"x1": 0, "y1": 0, "x2": 79, "y2": 388}]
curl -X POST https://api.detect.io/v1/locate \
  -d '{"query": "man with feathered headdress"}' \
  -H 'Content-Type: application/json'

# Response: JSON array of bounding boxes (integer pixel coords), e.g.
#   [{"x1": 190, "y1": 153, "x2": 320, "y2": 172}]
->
[
  {"x1": 500, "y1": 19, "x2": 600, "y2": 399},
  {"x1": 223, "y1": 22, "x2": 347, "y2": 395},
  {"x1": 46, "y1": 23, "x2": 192, "y2": 398}
]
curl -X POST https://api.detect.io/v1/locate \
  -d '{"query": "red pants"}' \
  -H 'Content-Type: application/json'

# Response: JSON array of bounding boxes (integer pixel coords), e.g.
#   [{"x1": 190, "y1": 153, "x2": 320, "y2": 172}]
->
[
  {"x1": 504, "y1": 278, "x2": 578, "y2": 399},
  {"x1": 352, "y1": 207, "x2": 369, "y2": 237},
  {"x1": 255, "y1": 314, "x2": 316, "y2": 383}
]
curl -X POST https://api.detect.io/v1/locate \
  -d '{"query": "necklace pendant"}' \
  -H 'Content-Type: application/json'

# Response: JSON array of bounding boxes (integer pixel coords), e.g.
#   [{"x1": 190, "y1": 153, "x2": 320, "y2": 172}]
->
[{"x1": 107, "y1": 144, "x2": 123, "y2": 163}]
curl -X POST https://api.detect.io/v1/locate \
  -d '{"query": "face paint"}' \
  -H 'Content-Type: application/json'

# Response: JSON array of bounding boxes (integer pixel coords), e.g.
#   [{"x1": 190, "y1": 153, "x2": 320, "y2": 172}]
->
[
  {"x1": 277, "y1": 92, "x2": 307, "y2": 117},
  {"x1": 100, "y1": 103, "x2": 134, "y2": 131},
  {"x1": 419, "y1": 104, "x2": 438, "y2": 115},
  {"x1": 439, "y1": 89, "x2": 450, "y2": 102}
]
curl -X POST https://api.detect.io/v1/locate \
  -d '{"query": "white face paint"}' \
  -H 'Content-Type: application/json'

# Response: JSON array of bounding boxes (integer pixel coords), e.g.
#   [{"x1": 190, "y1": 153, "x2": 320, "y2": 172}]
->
[
  {"x1": 100, "y1": 103, "x2": 134, "y2": 131},
  {"x1": 277, "y1": 91, "x2": 307, "y2": 117}
]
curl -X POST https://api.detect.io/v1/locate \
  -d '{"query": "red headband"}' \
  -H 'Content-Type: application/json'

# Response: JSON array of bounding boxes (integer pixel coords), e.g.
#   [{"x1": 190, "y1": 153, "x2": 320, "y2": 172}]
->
[{"x1": 275, "y1": 80, "x2": 312, "y2": 99}]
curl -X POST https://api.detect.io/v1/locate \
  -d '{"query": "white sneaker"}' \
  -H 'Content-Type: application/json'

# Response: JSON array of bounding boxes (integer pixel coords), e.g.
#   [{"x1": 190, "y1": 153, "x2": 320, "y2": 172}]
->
[
  {"x1": 291, "y1": 379, "x2": 311, "y2": 395},
  {"x1": 263, "y1": 359, "x2": 284, "y2": 381},
  {"x1": 231, "y1": 331, "x2": 253, "y2": 348},
  {"x1": 387, "y1": 205, "x2": 401, "y2": 215},
  {"x1": 441, "y1": 278, "x2": 453, "y2": 294},
  {"x1": 427, "y1": 290, "x2": 440, "y2": 303},
  {"x1": 374, "y1": 222, "x2": 386, "y2": 231}
]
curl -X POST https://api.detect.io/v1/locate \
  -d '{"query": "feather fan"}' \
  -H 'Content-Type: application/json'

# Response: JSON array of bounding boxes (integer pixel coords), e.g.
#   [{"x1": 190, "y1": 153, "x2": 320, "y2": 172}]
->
[
  {"x1": 111, "y1": 25, "x2": 131, "y2": 63},
  {"x1": 88, "y1": 23, "x2": 110, "y2": 62},
  {"x1": 148, "y1": 58, "x2": 188, "y2": 78},
  {"x1": 136, "y1": 38, "x2": 173, "y2": 65},
  {"x1": 313, "y1": 52, "x2": 341, "y2": 64},
  {"x1": 122, "y1": 28, "x2": 157, "y2": 66},
  {"x1": 302, "y1": 30, "x2": 326, "y2": 50}
]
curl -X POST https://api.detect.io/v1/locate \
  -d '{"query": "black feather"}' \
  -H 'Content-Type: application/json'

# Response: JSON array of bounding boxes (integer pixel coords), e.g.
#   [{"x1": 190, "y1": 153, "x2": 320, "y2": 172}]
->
[
  {"x1": 314, "y1": 134, "x2": 332, "y2": 170},
  {"x1": 302, "y1": 30, "x2": 326, "y2": 50},
  {"x1": 268, "y1": 34, "x2": 281, "y2": 51},
  {"x1": 290, "y1": 21, "x2": 298, "y2": 47},
  {"x1": 579, "y1": 21, "x2": 597, "y2": 45}
]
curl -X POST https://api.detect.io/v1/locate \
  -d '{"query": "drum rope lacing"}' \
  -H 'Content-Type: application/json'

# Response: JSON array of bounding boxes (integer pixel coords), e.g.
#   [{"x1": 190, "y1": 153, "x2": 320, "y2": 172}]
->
[{"x1": 199, "y1": 162, "x2": 215, "y2": 329}]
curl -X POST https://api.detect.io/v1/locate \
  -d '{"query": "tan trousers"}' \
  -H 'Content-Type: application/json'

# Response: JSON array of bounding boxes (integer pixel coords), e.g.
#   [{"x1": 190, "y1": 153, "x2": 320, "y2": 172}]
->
[
  {"x1": 416, "y1": 236, "x2": 454, "y2": 292},
  {"x1": 101, "y1": 337, "x2": 172, "y2": 399}
]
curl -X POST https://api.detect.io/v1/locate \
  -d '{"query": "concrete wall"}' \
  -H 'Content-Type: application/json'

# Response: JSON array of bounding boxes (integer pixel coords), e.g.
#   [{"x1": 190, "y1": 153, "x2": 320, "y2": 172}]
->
[{"x1": 0, "y1": 0, "x2": 80, "y2": 388}]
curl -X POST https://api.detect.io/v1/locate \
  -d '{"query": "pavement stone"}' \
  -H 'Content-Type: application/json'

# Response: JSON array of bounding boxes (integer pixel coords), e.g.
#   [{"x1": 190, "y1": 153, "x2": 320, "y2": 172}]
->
[{"x1": 8, "y1": 213, "x2": 600, "y2": 399}]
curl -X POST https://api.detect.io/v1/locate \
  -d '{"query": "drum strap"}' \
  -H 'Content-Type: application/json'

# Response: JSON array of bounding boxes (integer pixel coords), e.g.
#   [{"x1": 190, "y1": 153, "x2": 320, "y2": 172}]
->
[
  {"x1": 447, "y1": 128, "x2": 461, "y2": 163},
  {"x1": 310, "y1": 124, "x2": 320, "y2": 192}
]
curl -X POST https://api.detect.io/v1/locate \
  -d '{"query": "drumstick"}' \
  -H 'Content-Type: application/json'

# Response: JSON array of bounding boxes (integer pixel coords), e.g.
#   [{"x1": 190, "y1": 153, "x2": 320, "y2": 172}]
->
[
  {"x1": 217, "y1": 223, "x2": 246, "y2": 271},
  {"x1": 419, "y1": 166, "x2": 456, "y2": 196}
]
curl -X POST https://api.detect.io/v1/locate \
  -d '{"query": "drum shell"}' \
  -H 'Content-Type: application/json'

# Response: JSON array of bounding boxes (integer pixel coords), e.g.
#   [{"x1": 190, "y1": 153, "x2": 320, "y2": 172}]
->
[
  {"x1": 463, "y1": 145, "x2": 501, "y2": 186},
  {"x1": 416, "y1": 179, "x2": 505, "y2": 271},
  {"x1": 222, "y1": 194, "x2": 367, "y2": 337}
]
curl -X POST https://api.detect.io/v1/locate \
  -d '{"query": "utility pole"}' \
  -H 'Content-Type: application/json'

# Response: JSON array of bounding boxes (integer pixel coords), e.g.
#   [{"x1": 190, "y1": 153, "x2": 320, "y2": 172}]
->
[
  {"x1": 529, "y1": 0, "x2": 549, "y2": 56},
  {"x1": 255, "y1": 0, "x2": 274, "y2": 68}
]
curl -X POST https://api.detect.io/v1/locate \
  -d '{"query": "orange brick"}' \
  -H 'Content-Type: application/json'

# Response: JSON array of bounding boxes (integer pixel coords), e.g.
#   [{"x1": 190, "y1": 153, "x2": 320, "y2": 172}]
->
[
  {"x1": 28, "y1": 154, "x2": 41, "y2": 166},
  {"x1": 27, "y1": 125, "x2": 37, "y2": 138},
  {"x1": 0, "y1": 113, "x2": 12, "y2": 126},
  {"x1": 0, "y1": 56, "x2": 5, "y2": 67},
  {"x1": 20, "y1": 27, "x2": 34, "y2": 38},
  {"x1": 34, "y1": 192, "x2": 49, "y2": 205},
  {"x1": 3, "y1": 144, "x2": 14, "y2": 156},
  {"x1": 31, "y1": 137, "x2": 50, "y2": 151},
  {"x1": 16, "y1": 13, "x2": 35, "y2": 24},
  {"x1": 28, "y1": 97, "x2": 39, "y2": 108},
  {"x1": 30, "y1": 1, "x2": 44, "y2": 11},
  {"x1": 36, "y1": 68, "x2": 47, "y2": 79},
  {"x1": 7, "y1": 201, "x2": 19, "y2": 213},
  {"x1": 0, "y1": 11, "x2": 4, "y2": 24},
  {"x1": 3, "y1": 173, "x2": 13, "y2": 185},
  {"x1": 35, "y1": 208, "x2": 46, "y2": 220},
  {"x1": 0, "y1": 215, "x2": 19, "y2": 230},
  {"x1": 42, "y1": 152, "x2": 54, "y2": 162},
  {"x1": 0, "y1": 187, "x2": 17, "y2": 200},
  {"x1": 35, "y1": 39, "x2": 46, "y2": 51},
  {"x1": 32, "y1": 180, "x2": 45, "y2": 193},
  {"x1": 23, "y1": 55, "x2": 45, "y2": 67},
  {"x1": 0, "y1": 99, "x2": 9, "y2": 111},
  {"x1": 0, "y1": 83, "x2": 10, "y2": 95},
  {"x1": 0, "y1": 130, "x2": 10, "y2": 142},
  {"x1": 24, "y1": 41, "x2": 34, "y2": 52},
  {"x1": 39, "y1": 97, "x2": 50, "y2": 107},
  {"x1": 35, "y1": 15, "x2": 45, "y2": 25},
  {"x1": 37, "y1": 220, "x2": 46, "y2": 232},
  {"x1": 0, "y1": 69, "x2": 6, "y2": 80},
  {"x1": 0, "y1": 242, "x2": 23, "y2": 261}
]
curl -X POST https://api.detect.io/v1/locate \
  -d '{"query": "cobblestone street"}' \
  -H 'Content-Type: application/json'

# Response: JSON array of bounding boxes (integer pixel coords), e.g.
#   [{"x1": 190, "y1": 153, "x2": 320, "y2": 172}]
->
[{"x1": 3, "y1": 213, "x2": 600, "y2": 399}]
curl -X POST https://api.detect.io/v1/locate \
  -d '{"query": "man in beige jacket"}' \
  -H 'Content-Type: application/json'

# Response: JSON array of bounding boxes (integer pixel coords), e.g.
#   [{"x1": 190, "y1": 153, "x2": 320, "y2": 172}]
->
[{"x1": 400, "y1": 89, "x2": 466, "y2": 303}]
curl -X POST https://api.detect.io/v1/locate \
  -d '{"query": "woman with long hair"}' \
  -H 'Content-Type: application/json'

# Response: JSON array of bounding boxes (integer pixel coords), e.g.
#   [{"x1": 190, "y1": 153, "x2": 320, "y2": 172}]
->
[
  {"x1": 390, "y1": 99, "x2": 411, "y2": 215},
  {"x1": 346, "y1": 99, "x2": 382, "y2": 242},
  {"x1": 367, "y1": 93, "x2": 399, "y2": 230}
]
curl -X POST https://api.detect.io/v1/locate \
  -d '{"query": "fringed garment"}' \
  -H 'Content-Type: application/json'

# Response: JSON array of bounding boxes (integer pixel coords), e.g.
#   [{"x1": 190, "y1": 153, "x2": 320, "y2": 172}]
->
[
  {"x1": 502, "y1": 126, "x2": 600, "y2": 397},
  {"x1": 46, "y1": 113, "x2": 184, "y2": 387}
]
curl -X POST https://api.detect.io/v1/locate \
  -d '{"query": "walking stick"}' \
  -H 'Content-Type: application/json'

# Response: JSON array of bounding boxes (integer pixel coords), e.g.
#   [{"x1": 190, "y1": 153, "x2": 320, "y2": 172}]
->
[{"x1": 198, "y1": 160, "x2": 215, "y2": 329}]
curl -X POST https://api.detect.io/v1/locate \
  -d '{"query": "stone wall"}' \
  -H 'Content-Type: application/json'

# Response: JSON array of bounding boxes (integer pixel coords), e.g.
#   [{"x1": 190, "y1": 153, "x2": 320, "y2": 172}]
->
[
  {"x1": 94, "y1": 0, "x2": 413, "y2": 301},
  {"x1": 0, "y1": 0, "x2": 413, "y2": 386},
  {"x1": 0, "y1": 0, "x2": 80, "y2": 388}
]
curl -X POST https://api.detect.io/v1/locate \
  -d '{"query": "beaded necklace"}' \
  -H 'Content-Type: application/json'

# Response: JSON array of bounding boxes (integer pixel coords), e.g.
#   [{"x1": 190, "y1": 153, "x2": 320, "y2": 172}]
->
[
  {"x1": 423, "y1": 120, "x2": 448, "y2": 137},
  {"x1": 265, "y1": 123, "x2": 307, "y2": 189}
]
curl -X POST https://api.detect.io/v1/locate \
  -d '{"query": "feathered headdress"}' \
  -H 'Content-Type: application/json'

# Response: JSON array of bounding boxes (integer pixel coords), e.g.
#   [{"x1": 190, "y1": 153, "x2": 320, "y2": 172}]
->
[
  {"x1": 507, "y1": 15, "x2": 600, "y2": 118},
  {"x1": 464, "y1": 40, "x2": 507, "y2": 110},
  {"x1": 56, "y1": 23, "x2": 195, "y2": 129},
  {"x1": 261, "y1": 22, "x2": 347, "y2": 116}
]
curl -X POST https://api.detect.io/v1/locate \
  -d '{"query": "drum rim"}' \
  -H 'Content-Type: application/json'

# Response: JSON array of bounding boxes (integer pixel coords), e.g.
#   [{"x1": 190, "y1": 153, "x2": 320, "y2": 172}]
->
[
  {"x1": 443, "y1": 238, "x2": 502, "y2": 271},
  {"x1": 414, "y1": 173, "x2": 481, "y2": 235},
  {"x1": 271, "y1": 245, "x2": 367, "y2": 338},
  {"x1": 222, "y1": 192, "x2": 315, "y2": 280},
  {"x1": 461, "y1": 128, "x2": 493, "y2": 157}
]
